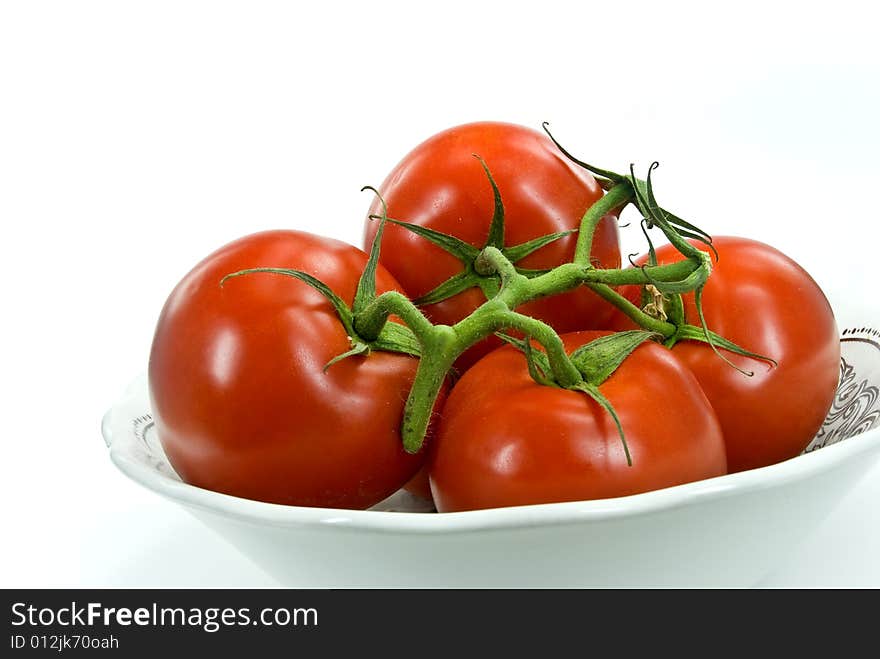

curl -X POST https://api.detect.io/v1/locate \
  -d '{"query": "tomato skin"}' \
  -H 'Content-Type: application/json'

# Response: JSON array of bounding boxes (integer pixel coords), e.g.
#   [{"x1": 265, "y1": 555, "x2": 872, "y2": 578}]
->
[
  {"x1": 148, "y1": 230, "x2": 426, "y2": 509},
  {"x1": 611, "y1": 236, "x2": 840, "y2": 473},
  {"x1": 363, "y1": 121, "x2": 621, "y2": 370},
  {"x1": 429, "y1": 331, "x2": 727, "y2": 512}
]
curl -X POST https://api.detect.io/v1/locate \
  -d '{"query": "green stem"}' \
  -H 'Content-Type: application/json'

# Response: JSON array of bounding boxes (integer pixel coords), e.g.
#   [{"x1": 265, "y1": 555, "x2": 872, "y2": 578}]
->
[
  {"x1": 400, "y1": 325, "x2": 458, "y2": 453},
  {"x1": 470, "y1": 245, "x2": 701, "y2": 336},
  {"x1": 399, "y1": 300, "x2": 587, "y2": 452},
  {"x1": 355, "y1": 224, "x2": 712, "y2": 454},
  {"x1": 579, "y1": 260, "x2": 706, "y2": 288},
  {"x1": 354, "y1": 291, "x2": 434, "y2": 342},
  {"x1": 494, "y1": 256, "x2": 704, "y2": 305},
  {"x1": 584, "y1": 283, "x2": 676, "y2": 336},
  {"x1": 474, "y1": 246, "x2": 523, "y2": 285},
  {"x1": 450, "y1": 302, "x2": 582, "y2": 386},
  {"x1": 495, "y1": 313, "x2": 582, "y2": 387},
  {"x1": 574, "y1": 183, "x2": 633, "y2": 265}
]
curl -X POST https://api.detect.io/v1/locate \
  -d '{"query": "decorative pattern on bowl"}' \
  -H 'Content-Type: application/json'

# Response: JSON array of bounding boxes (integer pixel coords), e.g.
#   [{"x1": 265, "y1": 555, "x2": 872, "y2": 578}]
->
[{"x1": 806, "y1": 328, "x2": 880, "y2": 451}]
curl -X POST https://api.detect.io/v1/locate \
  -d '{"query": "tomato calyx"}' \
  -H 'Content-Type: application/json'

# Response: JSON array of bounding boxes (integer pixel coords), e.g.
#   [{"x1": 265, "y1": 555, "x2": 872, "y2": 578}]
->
[
  {"x1": 569, "y1": 330, "x2": 663, "y2": 384},
  {"x1": 368, "y1": 155, "x2": 578, "y2": 306},
  {"x1": 628, "y1": 280, "x2": 775, "y2": 375},
  {"x1": 544, "y1": 123, "x2": 717, "y2": 259},
  {"x1": 671, "y1": 323, "x2": 777, "y2": 367},
  {"x1": 355, "y1": 153, "x2": 729, "y2": 455},
  {"x1": 543, "y1": 142, "x2": 776, "y2": 376},
  {"x1": 625, "y1": 239, "x2": 775, "y2": 374},
  {"x1": 219, "y1": 265, "x2": 422, "y2": 369},
  {"x1": 220, "y1": 190, "x2": 423, "y2": 370},
  {"x1": 496, "y1": 330, "x2": 660, "y2": 466}
]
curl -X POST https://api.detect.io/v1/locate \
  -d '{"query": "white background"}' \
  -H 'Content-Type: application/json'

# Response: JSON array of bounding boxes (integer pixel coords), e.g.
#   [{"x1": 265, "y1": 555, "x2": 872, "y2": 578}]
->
[{"x1": 1, "y1": 1, "x2": 879, "y2": 587}]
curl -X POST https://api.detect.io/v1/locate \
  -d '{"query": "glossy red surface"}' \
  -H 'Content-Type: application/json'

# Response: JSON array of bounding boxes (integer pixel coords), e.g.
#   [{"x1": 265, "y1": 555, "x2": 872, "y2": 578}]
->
[{"x1": 430, "y1": 331, "x2": 727, "y2": 512}]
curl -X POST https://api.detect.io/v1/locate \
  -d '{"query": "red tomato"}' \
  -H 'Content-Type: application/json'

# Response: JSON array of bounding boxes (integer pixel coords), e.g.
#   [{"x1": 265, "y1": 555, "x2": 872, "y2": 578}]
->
[
  {"x1": 611, "y1": 236, "x2": 840, "y2": 473},
  {"x1": 429, "y1": 331, "x2": 727, "y2": 512},
  {"x1": 363, "y1": 121, "x2": 621, "y2": 370},
  {"x1": 148, "y1": 230, "x2": 427, "y2": 509}
]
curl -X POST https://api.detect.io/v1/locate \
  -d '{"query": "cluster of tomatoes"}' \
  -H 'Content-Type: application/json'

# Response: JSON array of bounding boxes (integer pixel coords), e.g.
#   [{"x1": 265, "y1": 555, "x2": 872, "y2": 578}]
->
[{"x1": 148, "y1": 122, "x2": 840, "y2": 512}]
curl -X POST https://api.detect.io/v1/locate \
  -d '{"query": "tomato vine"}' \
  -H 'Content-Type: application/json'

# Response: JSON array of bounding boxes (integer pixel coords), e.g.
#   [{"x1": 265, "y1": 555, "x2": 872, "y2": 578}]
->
[{"x1": 223, "y1": 129, "x2": 771, "y2": 461}]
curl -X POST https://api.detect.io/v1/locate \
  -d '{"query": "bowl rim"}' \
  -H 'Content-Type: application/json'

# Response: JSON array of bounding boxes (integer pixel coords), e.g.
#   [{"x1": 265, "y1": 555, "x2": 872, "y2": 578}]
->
[{"x1": 102, "y1": 398, "x2": 880, "y2": 535}]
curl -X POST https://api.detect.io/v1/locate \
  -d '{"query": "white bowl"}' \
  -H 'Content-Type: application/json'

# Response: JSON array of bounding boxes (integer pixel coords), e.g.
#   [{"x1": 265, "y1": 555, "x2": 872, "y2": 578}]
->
[{"x1": 102, "y1": 325, "x2": 880, "y2": 587}]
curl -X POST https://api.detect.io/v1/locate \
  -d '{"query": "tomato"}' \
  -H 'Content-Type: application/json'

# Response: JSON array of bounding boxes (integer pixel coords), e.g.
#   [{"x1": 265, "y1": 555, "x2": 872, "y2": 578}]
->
[
  {"x1": 429, "y1": 331, "x2": 727, "y2": 512},
  {"x1": 148, "y1": 230, "x2": 428, "y2": 509},
  {"x1": 611, "y1": 236, "x2": 840, "y2": 473},
  {"x1": 363, "y1": 121, "x2": 621, "y2": 370}
]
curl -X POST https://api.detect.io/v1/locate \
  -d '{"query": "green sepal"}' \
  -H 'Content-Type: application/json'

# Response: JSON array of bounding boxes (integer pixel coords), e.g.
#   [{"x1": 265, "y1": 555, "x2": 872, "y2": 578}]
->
[
  {"x1": 412, "y1": 270, "x2": 480, "y2": 306},
  {"x1": 325, "y1": 320, "x2": 422, "y2": 370},
  {"x1": 660, "y1": 209, "x2": 712, "y2": 244},
  {"x1": 569, "y1": 382, "x2": 632, "y2": 466},
  {"x1": 503, "y1": 229, "x2": 577, "y2": 263},
  {"x1": 373, "y1": 321, "x2": 422, "y2": 357},
  {"x1": 638, "y1": 218, "x2": 658, "y2": 266},
  {"x1": 691, "y1": 286, "x2": 761, "y2": 376},
  {"x1": 323, "y1": 342, "x2": 370, "y2": 372},
  {"x1": 650, "y1": 204, "x2": 717, "y2": 261},
  {"x1": 474, "y1": 154, "x2": 506, "y2": 250},
  {"x1": 673, "y1": 324, "x2": 776, "y2": 368},
  {"x1": 569, "y1": 330, "x2": 660, "y2": 386},
  {"x1": 475, "y1": 274, "x2": 501, "y2": 300},
  {"x1": 542, "y1": 124, "x2": 715, "y2": 268},
  {"x1": 392, "y1": 226, "x2": 577, "y2": 307},
  {"x1": 220, "y1": 267, "x2": 356, "y2": 338},
  {"x1": 373, "y1": 216, "x2": 480, "y2": 263},
  {"x1": 637, "y1": 254, "x2": 712, "y2": 294},
  {"x1": 666, "y1": 292, "x2": 686, "y2": 327},
  {"x1": 221, "y1": 262, "x2": 423, "y2": 370},
  {"x1": 629, "y1": 163, "x2": 711, "y2": 264},
  {"x1": 541, "y1": 122, "x2": 627, "y2": 187},
  {"x1": 642, "y1": 165, "x2": 713, "y2": 251},
  {"x1": 409, "y1": 228, "x2": 578, "y2": 306},
  {"x1": 498, "y1": 329, "x2": 634, "y2": 466},
  {"x1": 371, "y1": 155, "x2": 576, "y2": 308},
  {"x1": 495, "y1": 332, "x2": 556, "y2": 387},
  {"x1": 354, "y1": 186, "x2": 388, "y2": 314}
]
